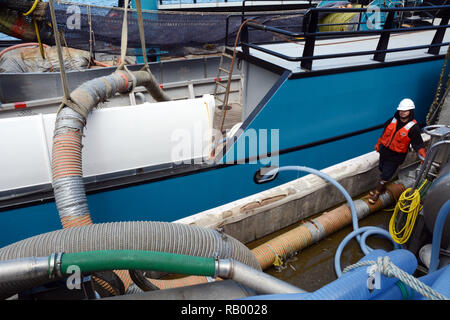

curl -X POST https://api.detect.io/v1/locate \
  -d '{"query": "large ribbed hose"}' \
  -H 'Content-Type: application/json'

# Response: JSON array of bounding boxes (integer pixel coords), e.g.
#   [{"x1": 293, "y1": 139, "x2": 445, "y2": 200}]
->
[
  {"x1": 0, "y1": 221, "x2": 260, "y2": 298},
  {"x1": 49, "y1": 69, "x2": 172, "y2": 290},
  {"x1": 52, "y1": 70, "x2": 170, "y2": 229},
  {"x1": 52, "y1": 71, "x2": 163, "y2": 227}
]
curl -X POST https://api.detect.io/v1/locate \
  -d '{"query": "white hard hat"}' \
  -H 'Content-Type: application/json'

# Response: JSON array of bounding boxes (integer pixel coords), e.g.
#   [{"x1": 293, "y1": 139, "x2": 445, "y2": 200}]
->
[{"x1": 397, "y1": 98, "x2": 415, "y2": 111}]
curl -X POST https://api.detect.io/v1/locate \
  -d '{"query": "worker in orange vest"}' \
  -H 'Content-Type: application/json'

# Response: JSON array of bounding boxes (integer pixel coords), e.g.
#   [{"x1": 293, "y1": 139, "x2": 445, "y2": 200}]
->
[{"x1": 369, "y1": 98, "x2": 427, "y2": 204}]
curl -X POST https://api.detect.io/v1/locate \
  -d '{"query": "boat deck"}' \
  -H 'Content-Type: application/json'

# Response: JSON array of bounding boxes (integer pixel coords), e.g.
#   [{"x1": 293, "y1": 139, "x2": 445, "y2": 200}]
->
[{"x1": 243, "y1": 29, "x2": 450, "y2": 73}]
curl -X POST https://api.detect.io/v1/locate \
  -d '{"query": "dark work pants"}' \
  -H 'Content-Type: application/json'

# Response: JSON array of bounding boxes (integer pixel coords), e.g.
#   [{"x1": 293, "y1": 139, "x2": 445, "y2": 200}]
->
[{"x1": 378, "y1": 158, "x2": 401, "y2": 181}]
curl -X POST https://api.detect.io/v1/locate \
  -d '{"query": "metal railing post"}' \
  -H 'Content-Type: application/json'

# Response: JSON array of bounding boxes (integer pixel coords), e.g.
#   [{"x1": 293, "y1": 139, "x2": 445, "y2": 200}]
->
[
  {"x1": 373, "y1": 11, "x2": 395, "y2": 62},
  {"x1": 301, "y1": 10, "x2": 318, "y2": 71},
  {"x1": 429, "y1": 8, "x2": 450, "y2": 55},
  {"x1": 241, "y1": 1, "x2": 249, "y2": 55}
]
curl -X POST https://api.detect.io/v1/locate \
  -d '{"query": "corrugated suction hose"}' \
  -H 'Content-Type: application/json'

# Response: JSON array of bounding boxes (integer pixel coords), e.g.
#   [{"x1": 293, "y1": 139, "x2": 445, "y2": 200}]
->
[
  {"x1": 52, "y1": 70, "x2": 171, "y2": 230},
  {"x1": 0, "y1": 221, "x2": 260, "y2": 298}
]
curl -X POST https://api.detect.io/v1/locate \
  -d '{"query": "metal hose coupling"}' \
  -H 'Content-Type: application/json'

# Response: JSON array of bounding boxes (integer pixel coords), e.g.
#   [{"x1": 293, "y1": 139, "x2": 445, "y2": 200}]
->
[
  {"x1": 0, "y1": 256, "x2": 50, "y2": 285},
  {"x1": 0, "y1": 253, "x2": 68, "y2": 299},
  {"x1": 48, "y1": 252, "x2": 64, "y2": 280},
  {"x1": 214, "y1": 258, "x2": 233, "y2": 279},
  {"x1": 215, "y1": 258, "x2": 305, "y2": 295}
]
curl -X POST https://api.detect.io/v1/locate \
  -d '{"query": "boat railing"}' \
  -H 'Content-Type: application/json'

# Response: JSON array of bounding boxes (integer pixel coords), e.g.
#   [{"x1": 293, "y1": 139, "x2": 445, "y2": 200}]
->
[
  {"x1": 224, "y1": 8, "x2": 307, "y2": 48},
  {"x1": 228, "y1": 5, "x2": 450, "y2": 71},
  {"x1": 158, "y1": 0, "x2": 315, "y2": 6}
]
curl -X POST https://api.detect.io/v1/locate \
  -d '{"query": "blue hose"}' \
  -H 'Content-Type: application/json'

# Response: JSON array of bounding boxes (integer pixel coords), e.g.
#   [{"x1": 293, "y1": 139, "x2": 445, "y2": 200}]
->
[
  {"x1": 263, "y1": 166, "x2": 399, "y2": 278},
  {"x1": 264, "y1": 166, "x2": 359, "y2": 233},
  {"x1": 244, "y1": 249, "x2": 417, "y2": 300},
  {"x1": 429, "y1": 200, "x2": 450, "y2": 273}
]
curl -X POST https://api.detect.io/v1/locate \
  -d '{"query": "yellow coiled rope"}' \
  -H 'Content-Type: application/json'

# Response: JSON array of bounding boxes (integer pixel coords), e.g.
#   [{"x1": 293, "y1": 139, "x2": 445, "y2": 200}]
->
[{"x1": 389, "y1": 180, "x2": 428, "y2": 244}]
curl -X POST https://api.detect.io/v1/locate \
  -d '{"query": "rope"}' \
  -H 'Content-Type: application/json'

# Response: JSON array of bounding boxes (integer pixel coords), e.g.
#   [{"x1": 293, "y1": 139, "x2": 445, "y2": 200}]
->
[
  {"x1": 426, "y1": 45, "x2": 450, "y2": 125},
  {"x1": 389, "y1": 180, "x2": 428, "y2": 244},
  {"x1": 87, "y1": 5, "x2": 95, "y2": 68},
  {"x1": 113, "y1": 1, "x2": 147, "y2": 88},
  {"x1": 114, "y1": 0, "x2": 137, "y2": 98},
  {"x1": 48, "y1": 0, "x2": 72, "y2": 113},
  {"x1": 133, "y1": 0, "x2": 164, "y2": 99},
  {"x1": 117, "y1": 0, "x2": 130, "y2": 71},
  {"x1": 342, "y1": 256, "x2": 448, "y2": 300},
  {"x1": 135, "y1": 0, "x2": 150, "y2": 71}
]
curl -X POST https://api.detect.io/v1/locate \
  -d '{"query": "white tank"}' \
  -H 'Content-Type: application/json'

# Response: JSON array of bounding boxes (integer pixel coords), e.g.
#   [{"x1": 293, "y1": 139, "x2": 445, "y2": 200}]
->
[{"x1": 0, "y1": 94, "x2": 215, "y2": 194}]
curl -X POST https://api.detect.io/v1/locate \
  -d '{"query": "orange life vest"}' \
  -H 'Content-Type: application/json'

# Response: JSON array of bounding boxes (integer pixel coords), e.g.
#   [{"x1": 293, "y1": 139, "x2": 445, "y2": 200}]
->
[{"x1": 378, "y1": 118, "x2": 417, "y2": 153}]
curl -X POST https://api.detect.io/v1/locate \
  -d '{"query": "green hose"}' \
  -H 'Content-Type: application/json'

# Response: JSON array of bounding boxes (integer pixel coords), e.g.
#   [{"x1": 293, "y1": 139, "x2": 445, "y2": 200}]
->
[{"x1": 57, "y1": 250, "x2": 216, "y2": 277}]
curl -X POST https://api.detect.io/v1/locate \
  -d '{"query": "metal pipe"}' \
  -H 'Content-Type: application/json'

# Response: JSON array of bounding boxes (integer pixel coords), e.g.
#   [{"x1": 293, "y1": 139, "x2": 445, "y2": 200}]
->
[
  {"x1": 216, "y1": 259, "x2": 305, "y2": 295},
  {"x1": 0, "y1": 257, "x2": 50, "y2": 299},
  {"x1": 0, "y1": 257, "x2": 48, "y2": 285}
]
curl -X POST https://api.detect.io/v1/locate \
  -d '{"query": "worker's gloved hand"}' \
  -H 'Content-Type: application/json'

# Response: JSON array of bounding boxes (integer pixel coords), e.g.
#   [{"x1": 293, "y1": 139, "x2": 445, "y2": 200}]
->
[
  {"x1": 418, "y1": 148, "x2": 426, "y2": 163},
  {"x1": 374, "y1": 142, "x2": 381, "y2": 152}
]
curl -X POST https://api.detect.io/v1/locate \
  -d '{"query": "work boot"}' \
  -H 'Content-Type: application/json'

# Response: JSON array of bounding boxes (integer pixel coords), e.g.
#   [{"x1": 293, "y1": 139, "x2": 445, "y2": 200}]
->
[{"x1": 368, "y1": 181, "x2": 386, "y2": 204}]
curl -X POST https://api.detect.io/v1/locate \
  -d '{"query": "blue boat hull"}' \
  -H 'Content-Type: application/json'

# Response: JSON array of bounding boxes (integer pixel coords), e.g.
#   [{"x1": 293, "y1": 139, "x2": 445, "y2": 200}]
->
[{"x1": 0, "y1": 56, "x2": 445, "y2": 248}]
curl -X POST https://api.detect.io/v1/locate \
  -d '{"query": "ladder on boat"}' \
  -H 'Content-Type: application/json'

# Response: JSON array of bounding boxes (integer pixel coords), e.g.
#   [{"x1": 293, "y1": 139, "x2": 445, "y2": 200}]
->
[{"x1": 213, "y1": 50, "x2": 235, "y2": 131}]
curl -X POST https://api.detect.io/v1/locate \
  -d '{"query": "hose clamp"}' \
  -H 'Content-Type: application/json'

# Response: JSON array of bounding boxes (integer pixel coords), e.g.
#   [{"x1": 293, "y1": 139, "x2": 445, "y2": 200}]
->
[
  {"x1": 213, "y1": 252, "x2": 220, "y2": 278},
  {"x1": 379, "y1": 192, "x2": 392, "y2": 207},
  {"x1": 49, "y1": 253, "x2": 56, "y2": 279},
  {"x1": 215, "y1": 258, "x2": 233, "y2": 279},
  {"x1": 304, "y1": 221, "x2": 321, "y2": 243},
  {"x1": 55, "y1": 252, "x2": 64, "y2": 278},
  {"x1": 354, "y1": 199, "x2": 370, "y2": 219}
]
